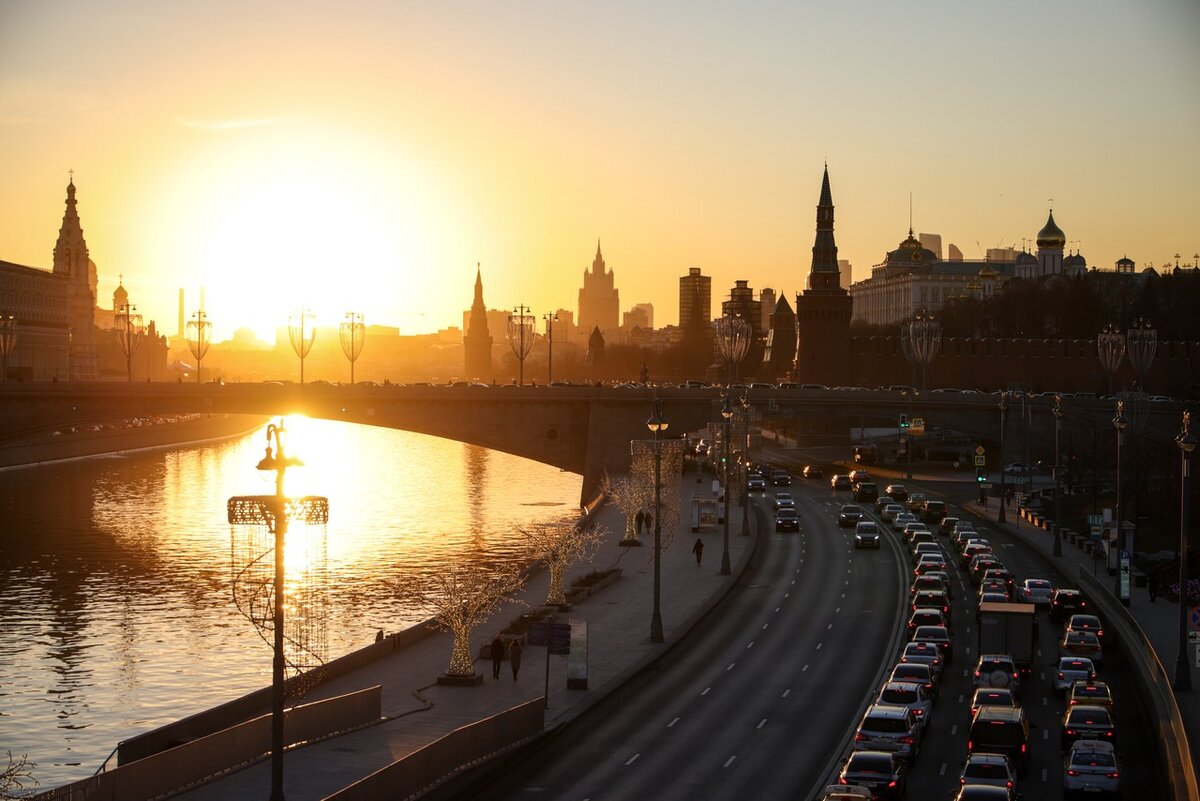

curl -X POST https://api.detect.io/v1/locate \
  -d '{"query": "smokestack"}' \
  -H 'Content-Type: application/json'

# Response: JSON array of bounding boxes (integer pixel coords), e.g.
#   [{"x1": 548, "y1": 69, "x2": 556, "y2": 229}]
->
[{"x1": 178, "y1": 289, "x2": 185, "y2": 337}]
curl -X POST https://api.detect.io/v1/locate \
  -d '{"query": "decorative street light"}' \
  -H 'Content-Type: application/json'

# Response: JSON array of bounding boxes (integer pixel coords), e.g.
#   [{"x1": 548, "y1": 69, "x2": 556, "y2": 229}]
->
[
  {"x1": 740, "y1": 394, "x2": 752, "y2": 537},
  {"x1": 902, "y1": 309, "x2": 941, "y2": 393},
  {"x1": 1126, "y1": 318, "x2": 1157, "y2": 392},
  {"x1": 228, "y1": 422, "x2": 329, "y2": 801},
  {"x1": 1175, "y1": 411, "x2": 1196, "y2": 691},
  {"x1": 114, "y1": 302, "x2": 143, "y2": 382},
  {"x1": 997, "y1": 391, "x2": 1009, "y2": 524},
  {"x1": 507, "y1": 305, "x2": 536, "y2": 386},
  {"x1": 1052, "y1": 394, "x2": 1064, "y2": 557},
  {"x1": 646, "y1": 398, "x2": 669, "y2": 643},
  {"x1": 720, "y1": 394, "x2": 734, "y2": 575},
  {"x1": 544, "y1": 312, "x2": 559, "y2": 385},
  {"x1": 0, "y1": 315, "x2": 16, "y2": 382},
  {"x1": 1113, "y1": 400, "x2": 1130, "y2": 605},
  {"x1": 288, "y1": 308, "x2": 317, "y2": 385},
  {"x1": 1097, "y1": 324, "x2": 1125, "y2": 395},
  {"x1": 714, "y1": 313, "x2": 751, "y2": 386},
  {"x1": 185, "y1": 310, "x2": 211, "y2": 384},
  {"x1": 339, "y1": 312, "x2": 365, "y2": 385}
]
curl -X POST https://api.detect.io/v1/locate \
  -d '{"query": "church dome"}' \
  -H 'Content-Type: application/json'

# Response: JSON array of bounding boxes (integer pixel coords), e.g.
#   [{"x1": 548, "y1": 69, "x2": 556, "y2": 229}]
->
[
  {"x1": 978, "y1": 265, "x2": 997, "y2": 279},
  {"x1": 1063, "y1": 252, "x2": 1086, "y2": 268},
  {"x1": 884, "y1": 229, "x2": 938, "y2": 267},
  {"x1": 1036, "y1": 211, "x2": 1066, "y2": 249},
  {"x1": 113, "y1": 282, "x2": 128, "y2": 307},
  {"x1": 1116, "y1": 256, "x2": 1135, "y2": 268}
]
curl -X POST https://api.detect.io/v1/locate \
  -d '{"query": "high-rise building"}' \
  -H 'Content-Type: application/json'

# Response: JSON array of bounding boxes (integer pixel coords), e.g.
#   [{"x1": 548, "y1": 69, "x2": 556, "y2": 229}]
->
[
  {"x1": 577, "y1": 241, "x2": 619, "y2": 340},
  {"x1": 679, "y1": 267, "x2": 711, "y2": 331},
  {"x1": 837, "y1": 259, "x2": 853, "y2": 289},
  {"x1": 918, "y1": 233, "x2": 943, "y2": 260},
  {"x1": 794, "y1": 165, "x2": 851, "y2": 386},
  {"x1": 623, "y1": 302, "x2": 653, "y2": 333},
  {"x1": 463, "y1": 265, "x2": 493, "y2": 379},
  {"x1": 947, "y1": 243, "x2": 964, "y2": 261},
  {"x1": 52, "y1": 178, "x2": 98, "y2": 379},
  {"x1": 759, "y1": 288, "x2": 776, "y2": 331}
]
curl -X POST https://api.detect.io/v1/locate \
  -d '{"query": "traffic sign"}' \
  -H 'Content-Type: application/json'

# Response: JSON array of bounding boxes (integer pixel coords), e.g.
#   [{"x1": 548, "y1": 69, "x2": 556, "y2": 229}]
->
[
  {"x1": 974, "y1": 455, "x2": 985, "y2": 467},
  {"x1": 1189, "y1": 606, "x2": 1200, "y2": 633},
  {"x1": 1087, "y1": 514, "x2": 1104, "y2": 526},
  {"x1": 980, "y1": 483, "x2": 993, "y2": 490},
  {"x1": 1190, "y1": 631, "x2": 1200, "y2": 644},
  {"x1": 975, "y1": 445, "x2": 985, "y2": 456}
]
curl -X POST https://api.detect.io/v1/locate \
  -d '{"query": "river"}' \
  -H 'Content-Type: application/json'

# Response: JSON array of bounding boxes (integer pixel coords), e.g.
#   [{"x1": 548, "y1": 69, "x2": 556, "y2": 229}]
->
[{"x1": 0, "y1": 417, "x2": 582, "y2": 790}]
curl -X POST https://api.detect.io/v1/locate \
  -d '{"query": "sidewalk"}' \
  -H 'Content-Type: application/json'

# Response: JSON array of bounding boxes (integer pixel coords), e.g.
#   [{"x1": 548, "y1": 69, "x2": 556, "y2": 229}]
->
[
  {"x1": 962, "y1": 497, "x2": 1200, "y2": 769},
  {"x1": 172, "y1": 472, "x2": 755, "y2": 801}
]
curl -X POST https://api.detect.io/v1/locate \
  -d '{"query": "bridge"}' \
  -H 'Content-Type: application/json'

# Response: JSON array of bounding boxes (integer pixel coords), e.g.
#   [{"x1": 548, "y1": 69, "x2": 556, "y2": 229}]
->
[{"x1": 0, "y1": 382, "x2": 1185, "y2": 503}]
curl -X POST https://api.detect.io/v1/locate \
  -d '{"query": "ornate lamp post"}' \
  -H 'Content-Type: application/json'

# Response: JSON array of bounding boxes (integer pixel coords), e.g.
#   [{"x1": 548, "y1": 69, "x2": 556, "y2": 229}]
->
[
  {"x1": 288, "y1": 308, "x2": 317, "y2": 385},
  {"x1": 1052, "y1": 394, "x2": 1064, "y2": 557},
  {"x1": 740, "y1": 394, "x2": 752, "y2": 537},
  {"x1": 1113, "y1": 400, "x2": 1129, "y2": 605},
  {"x1": 1097, "y1": 324, "x2": 1125, "y2": 395},
  {"x1": 647, "y1": 398, "x2": 669, "y2": 643},
  {"x1": 0, "y1": 315, "x2": 16, "y2": 382},
  {"x1": 115, "y1": 302, "x2": 143, "y2": 382},
  {"x1": 186, "y1": 310, "x2": 211, "y2": 384},
  {"x1": 720, "y1": 394, "x2": 733, "y2": 575},
  {"x1": 1175, "y1": 411, "x2": 1196, "y2": 691},
  {"x1": 901, "y1": 310, "x2": 940, "y2": 480},
  {"x1": 543, "y1": 312, "x2": 559, "y2": 385},
  {"x1": 998, "y1": 391, "x2": 1009, "y2": 524},
  {"x1": 507, "y1": 305, "x2": 535, "y2": 386},
  {"x1": 339, "y1": 312, "x2": 365, "y2": 385},
  {"x1": 714, "y1": 313, "x2": 751, "y2": 386},
  {"x1": 1126, "y1": 318, "x2": 1157, "y2": 392}
]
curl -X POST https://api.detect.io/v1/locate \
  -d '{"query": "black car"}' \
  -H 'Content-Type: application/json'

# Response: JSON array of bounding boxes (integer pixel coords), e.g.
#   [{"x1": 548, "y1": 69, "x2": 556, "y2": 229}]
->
[
  {"x1": 922, "y1": 500, "x2": 947, "y2": 524},
  {"x1": 837, "y1": 751, "x2": 906, "y2": 799},
  {"x1": 853, "y1": 482, "x2": 879, "y2": 503},
  {"x1": 775, "y1": 508, "x2": 800, "y2": 533},
  {"x1": 831, "y1": 474, "x2": 853, "y2": 491},
  {"x1": 802, "y1": 465, "x2": 822, "y2": 480},
  {"x1": 838, "y1": 504, "x2": 865, "y2": 527},
  {"x1": 771, "y1": 469, "x2": 792, "y2": 486},
  {"x1": 1061, "y1": 704, "x2": 1116, "y2": 750},
  {"x1": 1050, "y1": 589, "x2": 1089, "y2": 622}
]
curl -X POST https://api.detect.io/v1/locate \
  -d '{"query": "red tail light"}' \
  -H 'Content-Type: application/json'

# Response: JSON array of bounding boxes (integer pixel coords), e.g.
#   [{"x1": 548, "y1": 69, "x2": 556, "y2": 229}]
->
[
  {"x1": 1107, "y1": 772, "x2": 1120, "y2": 779},
  {"x1": 887, "y1": 781, "x2": 897, "y2": 788},
  {"x1": 1067, "y1": 769, "x2": 1080, "y2": 777},
  {"x1": 1021, "y1": 743, "x2": 1027, "y2": 753},
  {"x1": 899, "y1": 736, "x2": 913, "y2": 744},
  {"x1": 855, "y1": 732, "x2": 868, "y2": 741},
  {"x1": 839, "y1": 777, "x2": 848, "y2": 784}
]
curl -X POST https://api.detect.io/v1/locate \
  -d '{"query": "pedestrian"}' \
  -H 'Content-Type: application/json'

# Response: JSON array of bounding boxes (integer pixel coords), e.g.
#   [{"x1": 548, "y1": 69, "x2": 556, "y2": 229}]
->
[
  {"x1": 490, "y1": 634, "x2": 504, "y2": 679},
  {"x1": 1149, "y1": 575, "x2": 1158, "y2": 603},
  {"x1": 692, "y1": 537, "x2": 704, "y2": 566},
  {"x1": 635, "y1": 509, "x2": 645, "y2": 534},
  {"x1": 509, "y1": 638, "x2": 523, "y2": 681},
  {"x1": 645, "y1": 511, "x2": 654, "y2": 532}
]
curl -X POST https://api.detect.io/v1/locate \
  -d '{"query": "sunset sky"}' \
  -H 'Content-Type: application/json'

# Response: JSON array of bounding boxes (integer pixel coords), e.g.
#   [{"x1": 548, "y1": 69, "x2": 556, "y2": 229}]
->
[{"x1": 2, "y1": 0, "x2": 1198, "y2": 342}]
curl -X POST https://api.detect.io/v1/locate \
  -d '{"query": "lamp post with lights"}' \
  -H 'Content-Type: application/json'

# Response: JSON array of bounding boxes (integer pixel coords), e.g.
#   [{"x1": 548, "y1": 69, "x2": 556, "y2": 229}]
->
[
  {"x1": 998, "y1": 391, "x2": 1009, "y2": 524},
  {"x1": 115, "y1": 302, "x2": 143, "y2": 382},
  {"x1": 288, "y1": 308, "x2": 317, "y2": 385},
  {"x1": 1175, "y1": 411, "x2": 1196, "y2": 690},
  {"x1": 339, "y1": 312, "x2": 365, "y2": 385},
  {"x1": 740, "y1": 394, "x2": 752, "y2": 537},
  {"x1": 1113, "y1": 400, "x2": 1129, "y2": 605},
  {"x1": 1097, "y1": 324, "x2": 1125, "y2": 396},
  {"x1": 1052, "y1": 394, "x2": 1064, "y2": 557},
  {"x1": 507, "y1": 305, "x2": 535, "y2": 386},
  {"x1": 186, "y1": 310, "x2": 211, "y2": 384},
  {"x1": 647, "y1": 399, "x2": 669, "y2": 642},
  {"x1": 720, "y1": 394, "x2": 733, "y2": 575}
]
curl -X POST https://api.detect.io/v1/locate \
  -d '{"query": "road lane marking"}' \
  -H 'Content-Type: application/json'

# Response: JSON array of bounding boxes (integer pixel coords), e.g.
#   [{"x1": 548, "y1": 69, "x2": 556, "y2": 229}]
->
[
  {"x1": 841, "y1": 592, "x2": 846, "y2": 598},
  {"x1": 668, "y1": 717, "x2": 679, "y2": 727},
  {"x1": 727, "y1": 663, "x2": 736, "y2": 671},
  {"x1": 957, "y1": 694, "x2": 964, "y2": 703},
  {"x1": 1042, "y1": 768, "x2": 1048, "y2": 781},
  {"x1": 774, "y1": 607, "x2": 780, "y2": 613},
  {"x1": 626, "y1": 754, "x2": 640, "y2": 765},
  {"x1": 1042, "y1": 697, "x2": 1048, "y2": 706},
  {"x1": 791, "y1": 579, "x2": 796, "y2": 585},
  {"x1": 702, "y1": 687, "x2": 711, "y2": 696},
  {"x1": 802, "y1": 664, "x2": 809, "y2": 672},
  {"x1": 951, "y1": 724, "x2": 958, "y2": 736},
  {"x1": 724, "y1": 756, "x2": 736, "y2": 768},
  {"x1": 782, "y1": 689, "x2": 792, "y2": 697},
  {"x1": 757, "y1": 719, "x2": 767, "y2": 729},
  {"x1": 785, "y1": 592, "x2": 790, "y2": 598},
  {"x1": 1043, "y1": 729, "x2": 1048, "y2": 740},
  {"x1": 747, "y1": 641, "x2": 755, "y2": 649},
  {"x1": 762, "y1": 623, "x2": 769, "y2": 630},
  {"x1": 826, "y1": 623, "x2": 833, "y2": 630},
  {"x1": 939, "y1": 763, "x2": 947, "y2": 776},
  {"x1": 817, "y1": 642, "x2": 823, "y2": 650}
]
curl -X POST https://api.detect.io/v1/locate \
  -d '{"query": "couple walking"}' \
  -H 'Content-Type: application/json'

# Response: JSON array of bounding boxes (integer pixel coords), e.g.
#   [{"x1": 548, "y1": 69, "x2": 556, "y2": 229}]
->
[{"x1": 490, "y1": 634, "x2": 523, "y2": 680}]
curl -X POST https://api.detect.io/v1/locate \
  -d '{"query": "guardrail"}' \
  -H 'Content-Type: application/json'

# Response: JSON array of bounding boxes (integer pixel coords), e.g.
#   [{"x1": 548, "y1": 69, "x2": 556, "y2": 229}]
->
[{"x1": 1077, "y1": 567, "x2": 1199, "y2": 801}]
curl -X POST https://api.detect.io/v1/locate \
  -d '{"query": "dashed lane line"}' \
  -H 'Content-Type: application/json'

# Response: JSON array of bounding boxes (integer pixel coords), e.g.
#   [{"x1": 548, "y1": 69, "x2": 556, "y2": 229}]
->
[
  {"x1": 757, "y1": 719, "x2": 767, "y2": 729},
  {"x1": 625, "y1": 754, "x2": 640, "y2": 766},
  {"x1": 668, "y1": 717, "x2": 679, "y2": 727},
  {"x1": 724, "y1": 756, "x2": 737, "y2": 768},
  {"x1": 701, "y1": 687, "x2": 711, "y2": 696}
]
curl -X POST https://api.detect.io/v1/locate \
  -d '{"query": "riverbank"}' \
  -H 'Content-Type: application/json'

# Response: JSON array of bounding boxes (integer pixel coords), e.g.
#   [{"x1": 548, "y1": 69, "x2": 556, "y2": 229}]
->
[{"x1": 0, "y1": 413, "x2": 266, "y2": 469}]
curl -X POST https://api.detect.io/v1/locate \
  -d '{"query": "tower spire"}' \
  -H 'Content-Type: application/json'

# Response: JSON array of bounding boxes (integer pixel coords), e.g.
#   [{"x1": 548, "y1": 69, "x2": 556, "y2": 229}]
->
[{"x1": 809, "y1": 165, "x2": 840, "y2": 285}]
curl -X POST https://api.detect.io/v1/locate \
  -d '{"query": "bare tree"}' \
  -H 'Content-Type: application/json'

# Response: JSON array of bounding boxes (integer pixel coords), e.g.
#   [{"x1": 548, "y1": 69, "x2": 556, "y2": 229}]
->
[
  {"x1": 606, "y1": 473, "x2": 648, "y2": 544},
  {"x1": 521, "y1": 521, "x2": 605, "y2": 606},
  {"x1": 391, "y1": 562, "x2": 525, "y2": 677},
  {"x1": 0, "y1": 752, "x2": 36, "y2": 799}
]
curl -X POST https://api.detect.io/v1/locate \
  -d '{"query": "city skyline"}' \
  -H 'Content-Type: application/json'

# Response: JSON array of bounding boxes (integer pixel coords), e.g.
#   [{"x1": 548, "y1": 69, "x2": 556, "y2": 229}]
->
[{"x1": 2, "y1": 1, "x2": 1198, "y2": 341}]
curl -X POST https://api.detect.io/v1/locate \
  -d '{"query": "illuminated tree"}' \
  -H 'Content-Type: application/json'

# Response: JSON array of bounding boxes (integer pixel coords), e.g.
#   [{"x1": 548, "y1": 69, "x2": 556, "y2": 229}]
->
[
  {"x1": 0, "y1": 752, "x2": 36, "y2": 799},
  {"x1": 606, "y1": 473, "x2": 649, "y2": 544},
  {"x1": 391, "y1": 562, "x2": 525, "y2": 678},
  {"x1": 631, "y1": 439, "x2": 685, "y2": 552},
  {"x1": 521, "y1": 521, "x2": 605, "y2": 607}
]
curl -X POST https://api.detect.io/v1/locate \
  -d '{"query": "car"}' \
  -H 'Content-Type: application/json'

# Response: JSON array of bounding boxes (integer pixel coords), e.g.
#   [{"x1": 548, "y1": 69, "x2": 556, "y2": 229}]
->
[
  {"x1": 746, "y1": 473, "x2": 767, "y2": 492},
  {"x1": 888, "y1": 662, "x2": 936, "y2": 697},
  {"x1": 831, "y1": 474, "x2": 853, "y2": 491},
  {"x1": 1060, "y1": 630, "x2": 1103, "y2": 665},
  {"x1": 1068, "y1": 681, "x2": 1114, "y2": 709},
  {"x1": 1018, "y1": 578, "x2": 1053, "y2": 607},
  {"x1": 978, "y1": 578, "x2": 1009, "y2": 601},
  {"x1": 817, "y1": 785, "x2": 874, "y2": 801},
  {"x1": 969, "y1": 687, "x2": 1016, "y2": 718},
  {"x1": 885, "y1": 484, "x2": 909, "y2": 502},
  {"x1": 880, "y1": 503, "x2": 904, "y2": 522},
  {"x1": 801, "y1": 465, "x2": 822, "y2": 480},
  {"x1": 906, "y1": 492, "x2": 927, "y2": 512},
  {"x1": 838, "y1": 504, "x2": 866, "y2": 527},
  {"x1": 923, "y1": 570, "x2": 955, "y2": 599},
  {"x1": 775, "y1": 508, "x2": 800, "y2": 533},
  {"x1": 772, "y1": 492, "x2": 795, "y2": 511},
  {"x1": 982, "y1": 567, "x2": 1015, "y2": 591},
  {"x1": 912, "y1": 542, "x2": 942, "y2": 562},
  {"x1": 962, "y1": 542, "x2": 993, "y2": 566},
  {"x1": 907, "y1": 608, "x2": 946, "y2": 634},
  {"x1": 853, "y1": 704, "x2": 922, "y2": 760},
  {"x1": 771, "y1": 469, "x2": 792, "y2": 485},
  {"x1": 911, "y1": 574, "x2": 951, "y2": 599},
  {"x1": 837, "y1": 750, "x2": 907, "y2": 800},
  {"x1": 969, "y1": 556, "x2": 1002, "y2": 585},
  {"x1": 1066, "y1": 614, "x2": 1104, "y2": 642},
  {"x1": 977, "y1": 591, "x2": 1010, "y2": 610},
  {"x1": 968, "y1": 705, "x2": 1030, "y2": 775},
  {"x1": 1061, "y1": 704, "x2": 1116, "y2": 750},
  {"x1": 958, "y1": 751, "x2": 1017, "y2": 795},
  {"x1": 878, "y1": 680, "x2": 934, "y2": 729},
  {"x1": 848, "y1": 469, "x2": 872, "y2": 485},
  {"x1": 854, "y1": 482, "x2": 879, "y2": 502},
  {"x1": 1063, "y1": 740, "x2": 1121, "y2": 798},
  {"x1": 920, "y1": 499, "x2": 947, "y2": 525},
  {"x1": 952, "y1": 787, "x2": 1012, "y2": 801},
  {"x1": 911, "y1": 590, "x2": 950, "y2": 617},
  {"x1": 891, "y1": 512, "x2": 918, "y2": 532},
  {"x1": 973, "y1": 654, "x2": 1020, "y2": 692},
  {"x1": 902, "y1": 522, "x2": 931, "y2": 542},
  {"x1": 876, "y1": 494, "x2": 898, "y2": 513},
  {"x1": 1003, "y1": 462, "x2": 1034, "y2": 475},
  {"x1": 855, "y1": 521, "x2": 881, "y2": 549},
  {"x1": 907, "y1": 531, "x2": 936, "y2": 554},
  {"x1": 1054, "y1": 657, "x2": 1098, "y2": 694},
  {"x1": 900, "y1": 641, "x2": 944, "y2": 678},
  {"x1": 1051, "y1": 589, "x2": 1089, "y2": 622},
  {"x1": 915, "y1": 555, "x2": 948, "y2": 577},
  {"x1": 939, "y1": 516, "x2": 960, "y2": 537},
  {"x1": 912, "y1": 624, "x2": 952, "y2": 664}
]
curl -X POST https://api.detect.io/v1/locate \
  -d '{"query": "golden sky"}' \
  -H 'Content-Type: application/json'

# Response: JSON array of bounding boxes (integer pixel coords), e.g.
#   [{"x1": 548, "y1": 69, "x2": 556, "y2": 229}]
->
[{"x1": 2, "y1": 0, "x2": 1198, "y2": 341}]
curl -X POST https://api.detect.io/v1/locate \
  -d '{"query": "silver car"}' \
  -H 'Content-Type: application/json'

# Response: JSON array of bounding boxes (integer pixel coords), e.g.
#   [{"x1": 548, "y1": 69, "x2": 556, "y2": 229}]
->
[
  {"x1": 1054, "y1": 657, "x2": 1097, "y2": 694},
  {"x1": 958, "y1": 751, "x2": 1017, "y2": 794},
  {"x1": 878, "y1": 680, "x2": 933, "y2": 730},
  {"x1": 1063, "y1": 740, "x2": 1119, "y2": 797},
  {"x1": 853, "y1": 703, "x2": 922, "y2": 760},
  {"x1": 1019, "y1": 578, "x2": 1053, "y2": 607}
]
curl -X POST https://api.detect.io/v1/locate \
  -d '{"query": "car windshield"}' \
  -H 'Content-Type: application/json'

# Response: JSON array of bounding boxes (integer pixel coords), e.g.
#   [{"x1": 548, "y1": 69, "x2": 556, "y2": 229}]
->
[
  {"x1": 1071, "y1": 751, "x2": 1116, "y2": 768},
  {"x1": 965, "y1": 763, "x2": 1010, "y2": 779},
  {"x1": 863, "y1": 715, "x2": 910, "y2": 733},
  {"x1": 881, "y1": 687, "x2": 917, "y2": 704},
  {"x1": 846, "y1": 753, "x2": 892, "y2": 772},
  {"x1": 1068, "y1": 708, "x2": 1112, "y2": 725},
  {"x1": 971, "y1": 720, "x2": 1023, "y2": 746}
]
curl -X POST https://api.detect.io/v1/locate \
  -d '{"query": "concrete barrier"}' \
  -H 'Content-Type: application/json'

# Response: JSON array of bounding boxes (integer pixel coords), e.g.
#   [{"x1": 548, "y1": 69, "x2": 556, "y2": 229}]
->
[{"x1": 1077, "y1": 568, "x2": 1198, "y2": 801}]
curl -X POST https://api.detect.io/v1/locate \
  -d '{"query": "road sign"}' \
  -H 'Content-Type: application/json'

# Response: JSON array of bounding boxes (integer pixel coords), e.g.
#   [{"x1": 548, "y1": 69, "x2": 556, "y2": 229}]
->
[
  {"x1": 1190, "y1": 631, "x2": 1200, "y2": 643},
  {"x1": 528, "y1": 621, "x2": 572, "y2": 654},
  {"x1": 975, "y1": 445, "x2": 985, "y2": 456},
  {"x1": 980, "y1": 483, "x2": 993, "y2": 490},
  {"x1": 1189, "y1": 606, "x2": 1200, "y2": 633},
  {"x1": 1087, "y1": 514, "x2": 1104, "y2": 526},
  {"x1": 974, "y1": 455, "x2": 985, "y2": 467}
]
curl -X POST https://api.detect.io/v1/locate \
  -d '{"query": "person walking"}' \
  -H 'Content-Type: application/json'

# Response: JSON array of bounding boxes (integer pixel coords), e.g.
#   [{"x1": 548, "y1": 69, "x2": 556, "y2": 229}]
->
[
  {"x1": 1149, "y1": 574, "x2": 1158, "y2": 603},
  {"x1": 490, "y1": 634, "x2": 505, "y2": 679},
  {"x1": 692, "y1": 537, "x2": 704, "y2": 566},
  {"x1": 509, "y1": 638, "x2": 523, "y2": 681}
]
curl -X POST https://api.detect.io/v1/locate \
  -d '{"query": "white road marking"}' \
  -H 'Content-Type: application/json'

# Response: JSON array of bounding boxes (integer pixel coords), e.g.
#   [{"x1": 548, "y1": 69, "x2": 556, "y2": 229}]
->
[
  {"x1": 951, "y1": 724, "x2": 958, "y2": 735},
  {"x1": 966, "y1": 626, "x2": 972, "y2": 635},
  {"x1": 841, "y1": 592, "x2": 846, "y2": 599},
  {"x1": 702, "y1": 687, "x2": 711, "y2": 696},
  {"x1": 939, "y1": 763, "x2": 947, "y2": 776},
  {"x1": 757, "y1": 719, "x2": 767, "y2": 729},
  {"x1": 836, "y1": 607, "x2": 841, "y2": 613},
  {"x1": 791, "y1": 579, "x2": 796, "y2": 585},
  {"x1": 747, "y1": 641, "x2": 755, "y2": 649},
  {"x1": 817, "y1": 642, "x2": 823, "y2": 650},
  {"x1": 827, "y1": 623, "x2": 833, "y2": 630},
  {"x1": 1041, "y1": 768, "x2": 1048, "y2": 782},
  {"x1": 724, "y1": 756, "x2": 737, "y2": 768},
  {"x1": 762, "y1": 623, "x2": 769, "y2": 630},
  {"x1": 626, "y1": 754, "x2": 640, "y2": 765},
  {"x1": 668, "y1": 717, "x2": 680, "y2": 727},
  {"x1": 802, "y1": 664, "x2": 809, "y2": 672},
  {"x1": 774, "y1": 607, "x2": 781, "y2": 613},
  {"x1": 782, "y1": 689, "x2": 792, "y2": 697},
  {"x1": 1043, "y1": 729, "x2": 1049, "y2": 740},
  {"x1": 957, "y1": 694, "x2": 964, "y2": 703},
  {"x1": 785, "y1": 592, "x2": 790, "y2": 599},
  {"x1": 727, "y1": 663, "x2": 736, "y2": 671}
]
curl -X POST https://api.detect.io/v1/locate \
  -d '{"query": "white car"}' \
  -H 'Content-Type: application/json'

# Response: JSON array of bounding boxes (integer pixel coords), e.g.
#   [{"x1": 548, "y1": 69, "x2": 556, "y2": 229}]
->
[
  {"x1": 892, "y1": 512, "x2": 917, "y2": 532},
  {"x1": 881, "y1": 503, "x2": 904, "y2": 522},
  {"x1": 1063, "y1": 740, "x2": 1120, "y2": 797},
  {"x1": 772, "y1": 492, "x2": 795, "y2": 511},
  {"x1": 958, "y1": 752, "x2": 1017, "y2": 794},
  {"x1": 877, "y1": 680, "x2": 933, "y2": 730},
  {"x1": 1019, "y1": 578, "x2": 1054, "y2": 607}
]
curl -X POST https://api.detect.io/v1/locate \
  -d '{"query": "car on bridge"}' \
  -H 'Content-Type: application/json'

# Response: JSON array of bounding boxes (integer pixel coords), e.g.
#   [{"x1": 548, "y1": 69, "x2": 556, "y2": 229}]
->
[
  {"x1": 746, "y1": 473, "x2": 766, "y2": 492},
  {"x1": 837, "y1": 751, "x2": 907, "y2": 800},
  {"x1": 772, "y1": 492, "x2": 795, "y2": 511},
  {"x1": 1061, "y1": 704, "x2": 1117, "y2": 750},
  {"x1": 853, "y1": 482, "x2": 878, "y2": 502},
  {"x1": 771, "y1": 469, "x2": 792, "y2": 485}
]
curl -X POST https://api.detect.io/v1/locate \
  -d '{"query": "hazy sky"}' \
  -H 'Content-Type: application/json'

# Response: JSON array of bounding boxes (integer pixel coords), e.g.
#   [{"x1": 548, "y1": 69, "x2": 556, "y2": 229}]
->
[{"x1": 2, "y1": 0, "x2": 1198, "y2": 341}]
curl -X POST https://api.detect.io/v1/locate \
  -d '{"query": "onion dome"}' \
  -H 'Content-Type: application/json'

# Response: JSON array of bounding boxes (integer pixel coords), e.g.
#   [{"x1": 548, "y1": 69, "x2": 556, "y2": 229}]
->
[
  {"x1": 1063, "y1": 252, "x2": 1086, "y2": 268},
  {"x1": 1036, "y1": 211, "x2": 1066, "y2": 249},
  {"x1": 979, "y1": 265, "x2": 997, "y2": 279}
]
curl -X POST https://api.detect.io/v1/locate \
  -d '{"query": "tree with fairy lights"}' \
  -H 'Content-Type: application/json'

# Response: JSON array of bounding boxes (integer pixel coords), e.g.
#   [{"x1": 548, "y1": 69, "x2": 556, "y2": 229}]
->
[
  {"x1": 392, "y1": 562, "x2": 525, "y2": 683},
  {"x1": 521, "y1": 521, "x2": 605, "y2": 607},
  {"x1": 0, "y1": 752, "x2": 36, "y2": 799},
  {"x1": 606, "y1": 472, "x2": 649, "y2": 546}
]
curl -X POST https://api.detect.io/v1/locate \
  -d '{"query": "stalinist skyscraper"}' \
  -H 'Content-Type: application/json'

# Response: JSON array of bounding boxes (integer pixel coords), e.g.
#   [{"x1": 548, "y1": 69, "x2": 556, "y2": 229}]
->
[{"x1": 577, "y1": 241, "x2": 619, "y2": 341}]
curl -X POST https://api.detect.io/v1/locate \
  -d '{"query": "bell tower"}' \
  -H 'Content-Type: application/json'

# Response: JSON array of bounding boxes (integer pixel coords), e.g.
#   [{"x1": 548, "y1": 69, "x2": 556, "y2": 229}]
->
[
  {"x1": 53, "y1": 176, "x2": 98, "y2": 380},
  {"x1": 794, "y1": 165, "x2": 852, "y2": 385}
]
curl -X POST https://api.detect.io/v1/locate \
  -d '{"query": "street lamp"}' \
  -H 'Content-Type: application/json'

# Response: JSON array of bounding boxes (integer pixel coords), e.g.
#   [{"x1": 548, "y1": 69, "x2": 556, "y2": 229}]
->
[
  {"x1": 1113, "y1": 400, "x2": 1129, "y2": 605},
  {"x1": 507, "y1": 305, "x2": 535, "y2": 386},
  {"x1": 720, "y1": 394, "x2": 734, "y2": 575},
  {"x1": 186, "y1": 310, "x2": 211, "y2": 384},
  {"x1": 714, "y1": 313, "x2": 751, "y2": 386},
  {"x1": 998, "y1": 391, "x2": 1009, "y2": 524},
  {"x1": 288, "y1": 308, "x2": 317, "y2": 385},
  {"x1": 115, "y1": 302, "x2": 143, "y2": 382},
  {"x1": 544, "y1": 312, "x2": 559, "y2": 384},
  {"x1": 1126, "y1": 318, "x2": 1157, "y2": 392},
  {"x1": 339, "y1": 312, "x2": 365, "y2": 385},
  {"x1": 740, "y1": 394, "x2": 752, "y2": 537},
  {"x1": 901, "y1": 310, "x2": 940, "y2": 480},
  {"x1": 1052, "y1": 394, "x2": 1064, "y2": 557},
  {"x1": 647, "y1": 398, "x2": 669, "y2": 643},
  {"x1": 1176, "y1": 410, "x2": 1195, "y2": 690},
  {"x1": 1097, "y1": 324, "x2": 1125, "y2": 396},
  {"x1": 0, "y1": 315, "x2": 16, "y2": 382}
]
